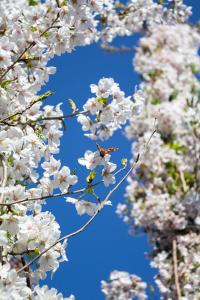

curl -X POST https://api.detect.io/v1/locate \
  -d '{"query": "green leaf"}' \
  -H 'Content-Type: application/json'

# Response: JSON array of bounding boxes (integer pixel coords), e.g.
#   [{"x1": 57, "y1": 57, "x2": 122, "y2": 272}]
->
[
  {"x1": 42, "y1": 31, "x2": 50, "y2": 38},
  {"x1": 33, "y1": 91, "x2": 54, "y2": 104},
  {"x1": 184, "y1": 171, "x2": 195, "y2": 187},
  {"x1": 0, "y1": 209, "x2": 8, "y2": 215},
  {"x1": 68, "y1": 99, "x2": 77, "y2": 113},
  {"x1": 7, "y1": 232, "x2": 12, "y2": 243},
  {"x1": 34, "y1": 247, "x2": 39, "y2": 254},
  {"x1": 35, "y1": 128, "x2": 44, "y2": 140},
  {"x1": 11, "y1": 208, "x2": 19, "y2": 216},
  {"x1": 28, "y1": 0, "x2": 38, "y2": 6},
  {"x1": 0, "y1": 79, "x2": 12, "y2": 91},
  {"x1": 9, "y1": 115, "x2": 18, "y2": 122},
  {"x1": 7, "y1": 155, "x2": 14, "y2": 167},
  {"x1": 148, "y1": 69, "x2": 163, "y2": 81},
  {"x1": 97, "y1": 97, "x2": 108, "y2": 105},
  {"x1": 61, "y1": 0, "x2": 68, "y2": 6},
  {"x1": 191, "y1": 64, "x2": 199, "y2": 74},
  {"x1": 167, "y1": 142, "x2": 186, "y2": 154},
  {"x1": 86, "y1": 170, "x2": 96, "y2": 183},
  {"x1": 151, "y1": 98, "x2": 161, "y2": 105},
  {"x1": 121, "y1": 158, "x2": 128, "y2": 166},
  {"x1": 30, "y1": 25, "x2": 37, "y2": 32}
]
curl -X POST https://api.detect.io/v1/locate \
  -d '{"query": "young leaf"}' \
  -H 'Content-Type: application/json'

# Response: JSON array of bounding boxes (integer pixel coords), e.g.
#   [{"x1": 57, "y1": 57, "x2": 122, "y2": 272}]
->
[
  {"x1": 86, "y1": 170, "x2": 96, "y2": 183},
  {"x1": 68, "y1": 99, "x2": 77, "y2": 113},
  {"x1": 121, "y1": 158, "x2": 128, "y2": 166}
]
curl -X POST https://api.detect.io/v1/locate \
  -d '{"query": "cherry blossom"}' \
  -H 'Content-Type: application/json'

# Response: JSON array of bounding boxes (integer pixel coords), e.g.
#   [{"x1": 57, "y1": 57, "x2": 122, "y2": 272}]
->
[
  {"x1": 101, "y1": 270, "x2": 147, "y2": 300},
  {"x1": 0, "y1": 0, "x2": 198, "y2": 299}
]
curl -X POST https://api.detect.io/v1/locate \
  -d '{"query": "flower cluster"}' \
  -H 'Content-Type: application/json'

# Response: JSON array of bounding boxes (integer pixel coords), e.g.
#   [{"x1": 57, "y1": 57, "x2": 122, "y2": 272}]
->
[
  {"x1": 101, "y1": 270, "x2": 147, "y2": 300},
  {"x1": 0, "y1": 0, "x2": 198, "y2": 299},
  {"x1": 0, "y1": 0, "x2": 146, "y2": 297},
  {"x1": 99, "y1": 0, "x2": 192, "y2": 45},
  {"x1": 0, "y1": 261, "x2": 74, "y2": 300},
  {"x1": 117, "y1": 23, "x2": 200, "y2": 298},
  {"x1": 77, "y1": 77, "x2": 144, "y2": 140},
  {"x1": 66, "y1": 148, "x2": 118, "y2": 216},
  {"x1": 134, "y1": 24, "x2": 200, "y2": 103}
]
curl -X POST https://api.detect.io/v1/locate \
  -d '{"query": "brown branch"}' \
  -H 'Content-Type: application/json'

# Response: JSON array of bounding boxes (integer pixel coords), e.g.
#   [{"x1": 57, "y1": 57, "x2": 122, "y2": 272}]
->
[
  {"x1": 0, "y1": 156, "x2": 8, "y2": 262},
  {"x1": 37, "y1": 110, "x2": 88, "y2": 122},
  {"x1": 180, "y1": 171, "x2": 188, "y2": 193},
  {"x1": 0, "y1": 162, "x2": 128, "y2": 207},
  {"x1": 101, "y1": 44, "x2": 136, "y2": 53},
  {"x1": 16, "y1": 159, "x2": 138, "y2": 274},
  {"x1": 16, "y1": 127, "x2": 156, "y2": 275},
  {"x1": 0, "y1": 110, "x2": 88, "y2": 127},
  {"x1": 21, "y1": 257, "x2": 32, "y2": 289},
  {"x1": 172, "y1": 239, "x2": 181, "y2": 300},
  {"x1": 0, "y1": 91, "x2": 54, "y2": 124},
  {"x1": 0, "y1": 185, "x2": 93, "y2": 207},
  {"x1": 13, "y1": 124, "x2": 156, "y2": 274},
  {"x1": 17, "y1": 208, "x2": 100, "y2": 274},
  {"x1": 56, "y1": 0, "x2": 61, "y2": 7},
  {"x1": 0, "y1": 157, "x2": 7, "y2": 203}
]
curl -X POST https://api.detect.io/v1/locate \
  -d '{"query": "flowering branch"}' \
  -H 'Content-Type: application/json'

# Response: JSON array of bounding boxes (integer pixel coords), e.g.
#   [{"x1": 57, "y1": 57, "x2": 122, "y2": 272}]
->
[
  {"x1": 0, "y1": 91, "x2": 54, "y2": 124},
  {"x1": 16, "y1": 124, "x2": 156, "y2": 275},
  {"x1": 17, "y1": 159, "x2": 137, "y2": 274},
  {"x1": 0, "y1": 110, "x2": 88, "y2": 127},
  {"x1": 0, "y1": 13, "x2": 61, "y2": 83},
  {"x1": 0, "y1": 164, "x2": 127, "y2": 207}
]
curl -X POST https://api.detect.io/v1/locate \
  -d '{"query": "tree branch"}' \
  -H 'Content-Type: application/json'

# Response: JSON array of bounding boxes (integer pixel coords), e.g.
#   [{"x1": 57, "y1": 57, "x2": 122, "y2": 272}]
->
[
  {"x1": 16, "y1": 159, "x2": 138, "y2": 274},
  {"x1": 0, "y1": 156, "x2": 8, "y2": 262},
  {"x1": 16, "y1": 126, "x2": 156, "y2": 274},
  {"x1": 101, "y1": 44, "x2": 136, "y2": 53},
  {"x1": 56, "y1": 0, "x2": 61, "y2": 7},
  {"x1": 172, "y1": 239, "x2": 181, "y2": 300},
  {"x1": 0, "y1": 157, "x2": 7, "y2": 203},
  {"x1": 0, "y1": 164, "x2": 127, "y2": 207},
  {"x1": 0, "y1": 110, "x2": 88, "y2": 127}
]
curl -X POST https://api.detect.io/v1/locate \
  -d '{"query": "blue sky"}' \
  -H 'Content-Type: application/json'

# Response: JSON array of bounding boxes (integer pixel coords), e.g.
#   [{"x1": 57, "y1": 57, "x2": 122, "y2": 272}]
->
[{"x1": 43, "y1": 1, "x2": 199, "y2": 299}]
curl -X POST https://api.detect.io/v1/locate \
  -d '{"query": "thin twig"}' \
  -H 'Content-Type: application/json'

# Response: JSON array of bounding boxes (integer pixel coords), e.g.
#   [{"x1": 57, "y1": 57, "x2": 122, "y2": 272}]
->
[
  {"x1": 0, "y1": 184, "x2": 96, "y2": 207},
  {"x1": 180, "y1": 171, "x2": 188, "y2": 193},
  {"x1": 0, "y1": 180, "x2": 107, "y2": 207},
  {"x1": 0, "y1": 92, "x2": 54, "y2": 124},
  {"x1": 37, "y1": 110, "x2": 87, "y2": 122},
  {"x1": 0, "y1": 157, "x2": 7, "y2": 203},
  {"x1": 102, "y1": 160, "x2": 137, "y2": 206},
  {"x1": 0, "y1": 162, "x2": 126, "y2": 207},
  {"x1": 17, "y1": 129, "x2": 156, "y2": 274},
  {"x1": 16, "y1": 162, "x2": 134, "y2": 274},
  {"x1": 0, "y1": 110, "x2": 88, "y2": 127},
  {"x1": 21, "y1": 257, "x2": 32, "y2": 289},
  {"x1": 0, "y1": 156, "x2": 7, "y2": 262},
  {"x1": 172, "y1": 239, "x2": 181, "y2": 300},
  {"x1": 101, "y1": 44, "x2": 136, "y2": 53},
  {"x1": 56, "y1": 0, "x2": 61, "y2": 7},
  {"x1": 17, "y1": 207, "x2": 100, "y2": 274}
]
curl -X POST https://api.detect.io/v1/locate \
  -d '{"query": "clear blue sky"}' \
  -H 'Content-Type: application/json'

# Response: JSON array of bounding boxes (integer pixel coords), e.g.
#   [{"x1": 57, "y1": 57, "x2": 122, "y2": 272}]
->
[{"x1": 43, "y1": 2, "x2": 199, "y2": 299}]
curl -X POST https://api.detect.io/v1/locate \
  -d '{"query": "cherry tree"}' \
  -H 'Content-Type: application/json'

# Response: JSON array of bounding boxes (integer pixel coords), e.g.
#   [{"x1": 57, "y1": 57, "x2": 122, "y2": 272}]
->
[{"x1": 0, "y1": 0, "x2": 199, "y2": 299}]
